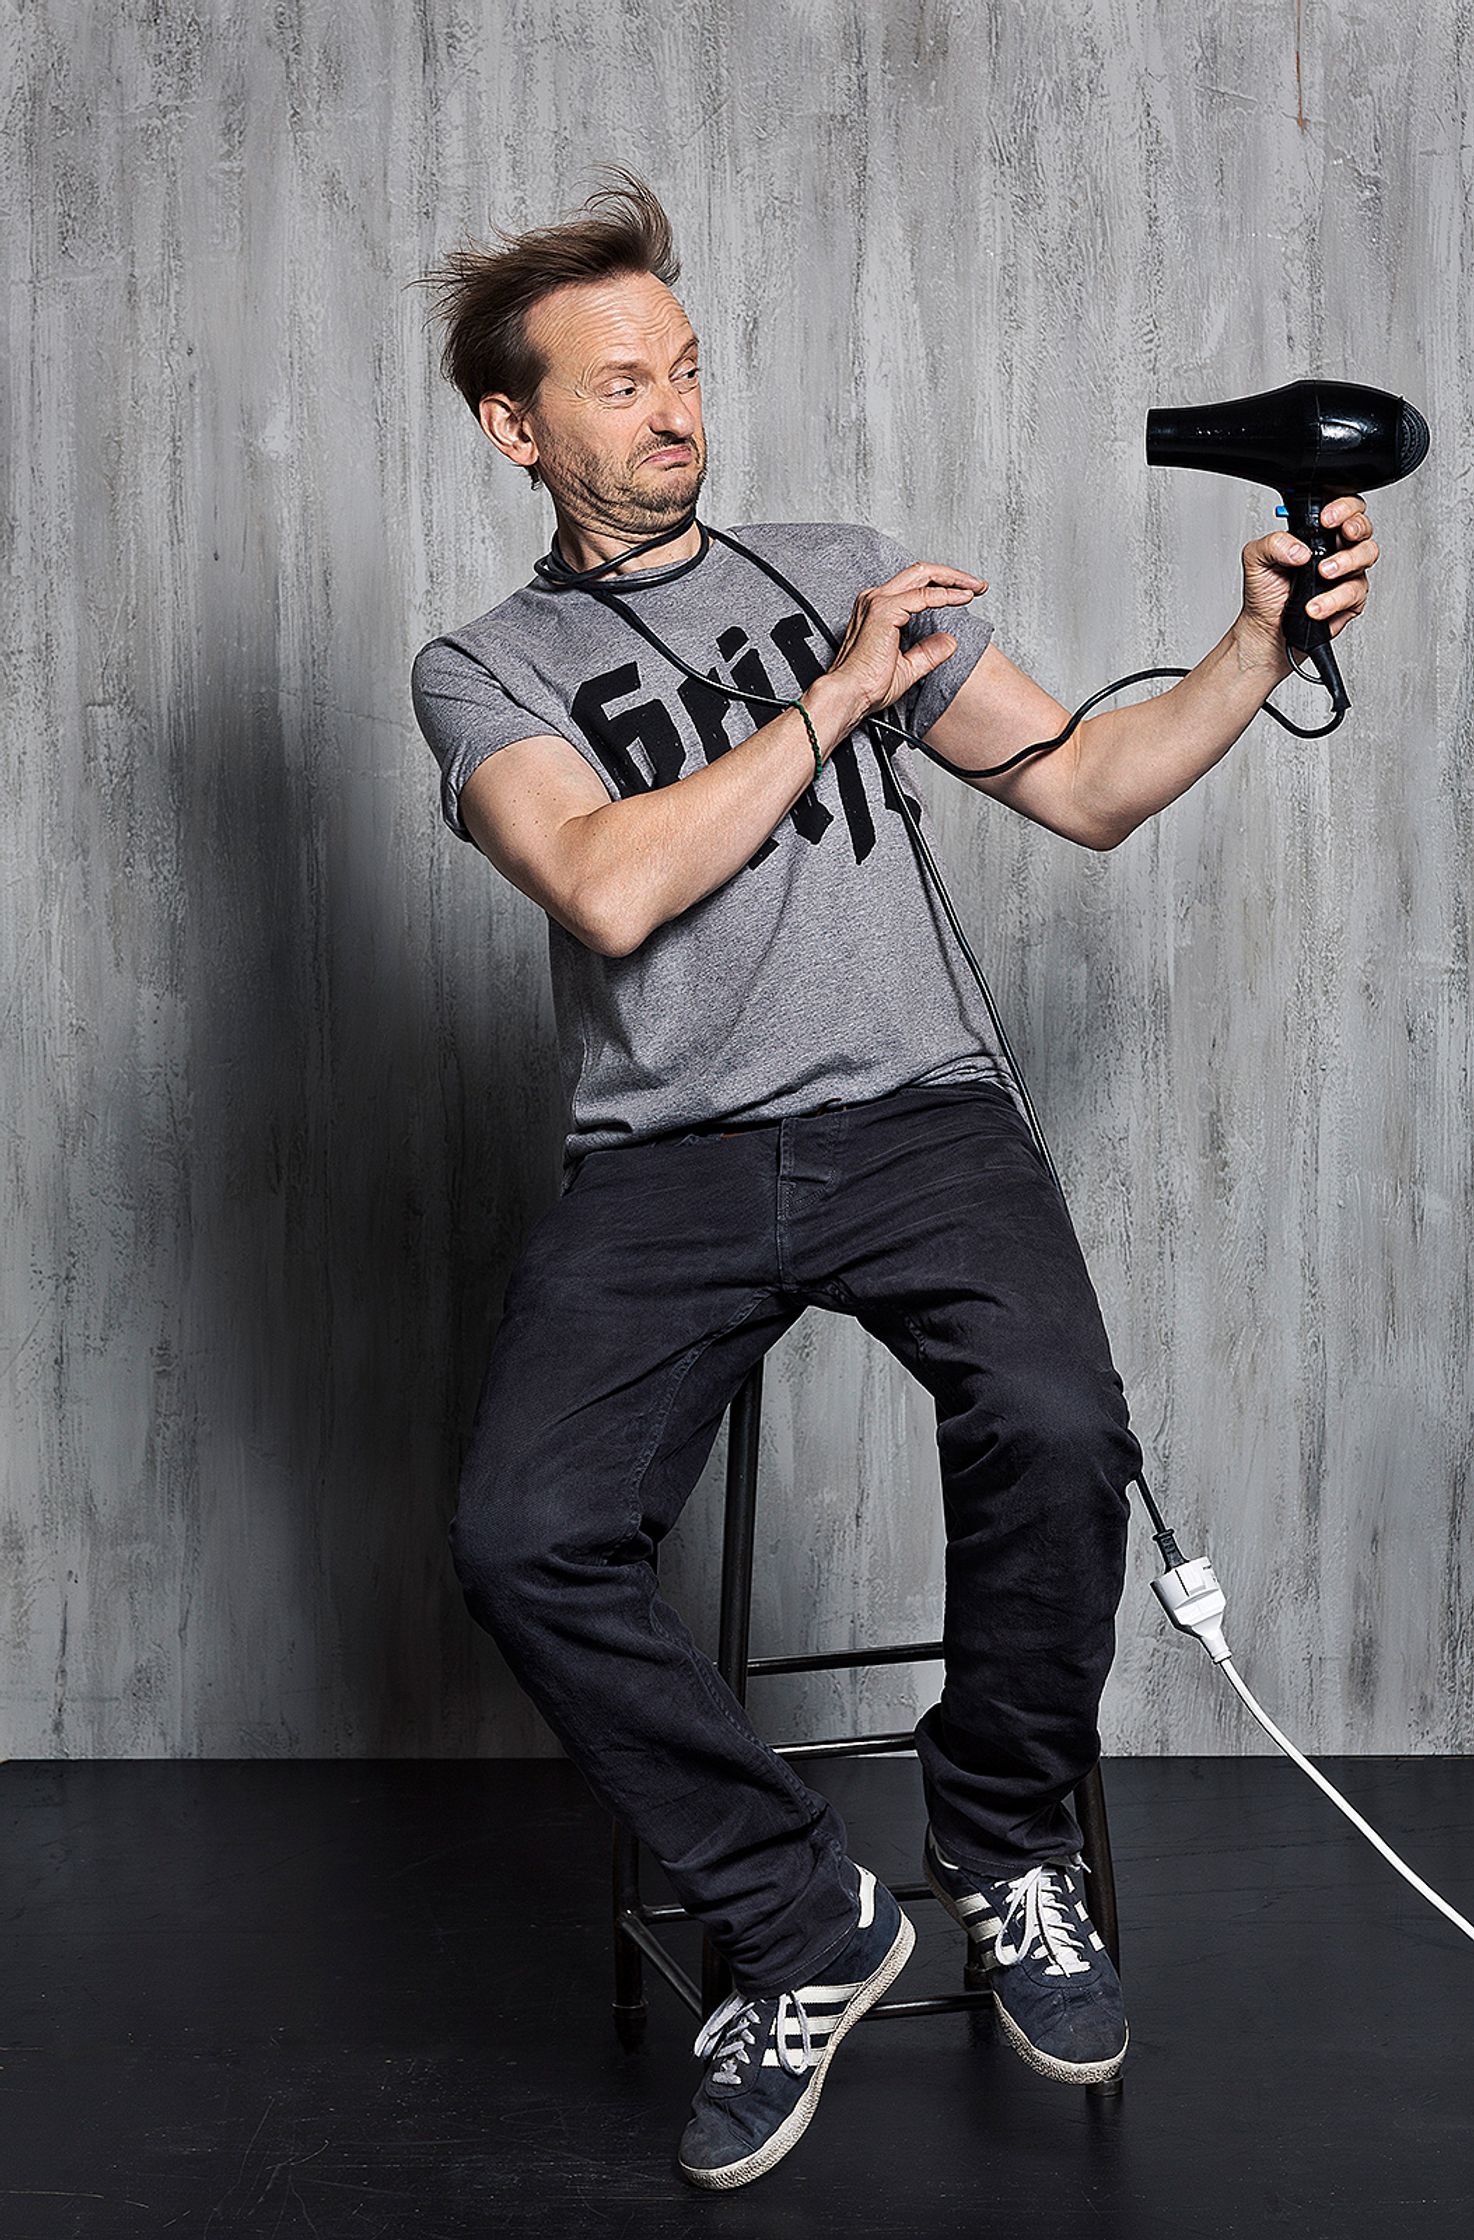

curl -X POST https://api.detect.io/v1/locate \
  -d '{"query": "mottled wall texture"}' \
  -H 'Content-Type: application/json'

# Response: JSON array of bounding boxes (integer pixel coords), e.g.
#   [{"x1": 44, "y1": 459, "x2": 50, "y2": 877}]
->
[{"x1": 4, "y1": 2, "x2": 1468, "y2": 1760}]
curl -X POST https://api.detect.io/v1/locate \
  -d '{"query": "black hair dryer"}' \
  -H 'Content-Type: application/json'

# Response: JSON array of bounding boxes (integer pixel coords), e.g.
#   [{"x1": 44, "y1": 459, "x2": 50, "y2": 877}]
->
[{"x1": 1145, "y1": 377, "x2": 1430, "y2": 719}]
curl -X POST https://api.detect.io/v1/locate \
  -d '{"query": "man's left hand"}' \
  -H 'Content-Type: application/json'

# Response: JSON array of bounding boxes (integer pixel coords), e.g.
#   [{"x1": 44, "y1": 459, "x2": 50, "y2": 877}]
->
[{"x1": 1239, "y1": 494, "x2": 1381, "y2": 653}]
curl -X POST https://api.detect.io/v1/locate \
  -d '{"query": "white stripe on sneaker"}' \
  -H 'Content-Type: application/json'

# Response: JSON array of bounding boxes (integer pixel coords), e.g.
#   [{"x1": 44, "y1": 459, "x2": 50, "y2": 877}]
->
[{"x1": 953, "y1": 1893, "x2": 997, "y2": 1922}]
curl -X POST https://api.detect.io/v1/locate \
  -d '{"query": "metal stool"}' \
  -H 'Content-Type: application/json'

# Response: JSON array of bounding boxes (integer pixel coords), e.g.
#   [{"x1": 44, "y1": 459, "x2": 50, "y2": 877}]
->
[{"x1": 611, "y1": 1355, "x2": 1124, "y2": 2096}]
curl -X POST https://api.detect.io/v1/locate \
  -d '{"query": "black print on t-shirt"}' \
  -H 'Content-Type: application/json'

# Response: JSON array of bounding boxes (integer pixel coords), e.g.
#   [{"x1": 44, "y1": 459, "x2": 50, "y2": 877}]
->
[{"x1": 567, "y1": 608, "x2": 923, "y2": 873}]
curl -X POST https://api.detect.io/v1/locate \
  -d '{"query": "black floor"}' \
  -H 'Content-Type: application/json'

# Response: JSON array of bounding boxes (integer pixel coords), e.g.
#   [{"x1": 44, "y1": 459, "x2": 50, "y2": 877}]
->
[{"x1": 1, "y1": 1755, "x2": 1471, "y2": 2238}]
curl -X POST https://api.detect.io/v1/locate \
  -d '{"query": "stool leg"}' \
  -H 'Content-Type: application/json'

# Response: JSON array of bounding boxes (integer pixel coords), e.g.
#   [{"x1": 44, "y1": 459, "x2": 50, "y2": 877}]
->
[
  {"x1": 700, "y1": 1359, "x2": 765, "y2": 2016},
  {"x1": 612, "y1": 1817, "x2": 648, "y2": 2047},
  {"x1": 717, "y1": 1358, "x2": 763, "y2": 1697},
  {"x1": 1074, "y1": 1759, "x2": 1124, "y2": 2099},
  {"x1": 1074, "y1": 1761, "x2": 1120, "y2": 1967}
]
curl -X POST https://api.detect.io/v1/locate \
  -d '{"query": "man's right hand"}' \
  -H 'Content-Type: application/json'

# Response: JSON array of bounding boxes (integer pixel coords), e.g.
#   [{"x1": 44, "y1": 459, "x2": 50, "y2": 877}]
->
[{"x1": 823, "y1": 563, "x2": 989, "y2": 727}]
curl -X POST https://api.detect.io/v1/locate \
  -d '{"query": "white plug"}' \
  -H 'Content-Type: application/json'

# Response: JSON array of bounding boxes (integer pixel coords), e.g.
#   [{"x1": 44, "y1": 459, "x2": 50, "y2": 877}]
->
[
  {"x1": 1151, "y1": 1553, "x2": 1233, "y2": 1664},
  {"x1": 1146, "y1": 1532, "x2": 1474, "y2": 1945}
]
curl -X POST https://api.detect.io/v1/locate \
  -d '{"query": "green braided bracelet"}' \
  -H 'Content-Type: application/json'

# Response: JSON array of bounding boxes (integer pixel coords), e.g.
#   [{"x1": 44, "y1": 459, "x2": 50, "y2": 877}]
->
[{"x1": 787, "y1": 696, "x2": 822, "y2": 784}]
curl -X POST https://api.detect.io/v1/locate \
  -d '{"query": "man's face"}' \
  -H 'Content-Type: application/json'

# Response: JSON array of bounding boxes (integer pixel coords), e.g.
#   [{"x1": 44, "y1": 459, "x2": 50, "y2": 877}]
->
[{"x1": 491, "y1": 269, "x2": 708, "y2": 528}]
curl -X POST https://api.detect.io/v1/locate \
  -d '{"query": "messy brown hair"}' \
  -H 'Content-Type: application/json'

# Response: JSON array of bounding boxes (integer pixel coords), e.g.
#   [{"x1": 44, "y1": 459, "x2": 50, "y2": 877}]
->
[{"x1": 412, "y1": 166, "x2": 681, "y2": 489}]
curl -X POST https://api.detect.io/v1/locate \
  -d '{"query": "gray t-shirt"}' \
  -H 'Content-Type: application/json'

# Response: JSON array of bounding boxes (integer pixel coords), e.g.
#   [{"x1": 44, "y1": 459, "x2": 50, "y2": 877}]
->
[{"x1": 411, "y1": 518, "x2": 1017, "y2": 1179}]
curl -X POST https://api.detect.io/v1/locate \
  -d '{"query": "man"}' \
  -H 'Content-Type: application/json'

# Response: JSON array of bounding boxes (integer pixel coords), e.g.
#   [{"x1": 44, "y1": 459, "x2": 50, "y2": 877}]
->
[{"x1": 410, "y1": 169, "x2": 1378, "y2": 2191}]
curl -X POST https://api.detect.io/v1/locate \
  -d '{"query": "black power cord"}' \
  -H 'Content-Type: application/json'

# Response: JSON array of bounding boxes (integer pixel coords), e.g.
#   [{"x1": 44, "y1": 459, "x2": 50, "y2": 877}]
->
[
  {"x1": 533, "y1": 512, "x2": 1474, "y2": 1954},
  {"x1": 535, "y1": 509, "x2": 1348, "y2": 1541}
]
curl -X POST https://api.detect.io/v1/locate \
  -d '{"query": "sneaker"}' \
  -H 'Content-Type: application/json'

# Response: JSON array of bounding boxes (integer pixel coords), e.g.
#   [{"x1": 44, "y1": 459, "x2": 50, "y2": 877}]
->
[
  {"x1": 922, "y1": 1823, "x2": 1128, "y2": 2084},
  {"x1": 676, "y1": 1862, "x2": 915, "y2": 2190}
]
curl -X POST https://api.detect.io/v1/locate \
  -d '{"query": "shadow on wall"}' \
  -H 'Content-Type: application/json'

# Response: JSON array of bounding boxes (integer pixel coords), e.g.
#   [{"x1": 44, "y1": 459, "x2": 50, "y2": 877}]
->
[{"x1": 169, "y1": 660, "x2": 567, "y2": 1756}]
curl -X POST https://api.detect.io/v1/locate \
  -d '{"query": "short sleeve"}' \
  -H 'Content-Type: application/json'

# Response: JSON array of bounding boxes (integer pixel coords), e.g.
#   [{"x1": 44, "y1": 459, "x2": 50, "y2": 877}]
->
[
  {"x1": 411, "y1": 637, "x2": 569, "y2": 842},
  {"x1": 863, "y1": 524, "x2": 995, "y2": 742}
]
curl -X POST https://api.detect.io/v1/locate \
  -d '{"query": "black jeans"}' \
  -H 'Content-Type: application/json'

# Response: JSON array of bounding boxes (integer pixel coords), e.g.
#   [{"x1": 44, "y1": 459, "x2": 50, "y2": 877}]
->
[{"x1": 448, "y1": 1078, "x2": 1142, "y2": 1998}]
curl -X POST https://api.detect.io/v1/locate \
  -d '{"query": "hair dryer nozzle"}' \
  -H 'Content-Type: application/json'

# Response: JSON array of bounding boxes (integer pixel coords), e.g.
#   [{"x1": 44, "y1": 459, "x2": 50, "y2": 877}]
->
[{"x1": 1396, "y1": 400, "x2": 1431, "y2": 480}]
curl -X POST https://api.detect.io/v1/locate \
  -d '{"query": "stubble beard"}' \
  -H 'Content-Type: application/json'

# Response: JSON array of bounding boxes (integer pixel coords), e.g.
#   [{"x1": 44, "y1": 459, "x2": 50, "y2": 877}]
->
[{"x1": 543, "y1": 429, "x2": 709, "y2": 538}]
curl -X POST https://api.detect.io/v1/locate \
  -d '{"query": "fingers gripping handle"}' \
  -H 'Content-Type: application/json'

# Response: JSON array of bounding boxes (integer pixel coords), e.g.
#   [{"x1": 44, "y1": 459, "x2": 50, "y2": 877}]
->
[
  {"x1": 1273, "y1": 497, "x2": 1352, "y2": 717},
  {"x1": 1278, "y1": 496, "x2": 1336, "y2": 653}
]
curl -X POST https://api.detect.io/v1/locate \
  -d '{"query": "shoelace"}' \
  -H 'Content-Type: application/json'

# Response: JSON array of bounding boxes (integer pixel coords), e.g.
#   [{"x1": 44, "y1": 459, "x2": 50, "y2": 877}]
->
[
  {"x1": 692, "y1": 1986, "x2": 815, "y2": 2085},
  {"x1": 993, "y1": 1857, "x2": 1093, "y2": 1976}
]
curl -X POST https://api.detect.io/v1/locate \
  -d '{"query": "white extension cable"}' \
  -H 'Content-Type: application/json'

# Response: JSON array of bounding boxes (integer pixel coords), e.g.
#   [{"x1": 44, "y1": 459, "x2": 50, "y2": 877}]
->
[{"x1": 1152, "y1": 1552, "x2": 1474, "y2": 1945}]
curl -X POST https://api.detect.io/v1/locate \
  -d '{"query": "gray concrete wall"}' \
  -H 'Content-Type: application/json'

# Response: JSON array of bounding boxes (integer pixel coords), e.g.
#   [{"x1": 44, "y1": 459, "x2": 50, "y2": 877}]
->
[{"x1": 3, "y1": 0, "x2": 1468, "y2": 1759}]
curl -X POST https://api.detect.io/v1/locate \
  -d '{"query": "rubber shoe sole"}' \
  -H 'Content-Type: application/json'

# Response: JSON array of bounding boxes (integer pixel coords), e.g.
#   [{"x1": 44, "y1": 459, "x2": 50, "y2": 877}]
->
[
  {"x1": 676, "y1": 1907, "x2": 917, "y2": 2190},
  {"x1": 922, "y1": 1852, "x2": 1128, "y2": 2086}
]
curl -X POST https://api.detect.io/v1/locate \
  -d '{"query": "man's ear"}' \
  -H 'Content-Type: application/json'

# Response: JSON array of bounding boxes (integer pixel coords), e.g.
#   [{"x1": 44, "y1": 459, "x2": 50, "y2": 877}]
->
[{"x1": 479, "y1": 392, "x2": 538, "y2": 476}]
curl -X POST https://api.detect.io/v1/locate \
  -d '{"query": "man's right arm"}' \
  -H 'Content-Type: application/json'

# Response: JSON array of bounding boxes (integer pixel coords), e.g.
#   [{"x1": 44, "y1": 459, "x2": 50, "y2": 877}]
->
[{"x1": 457, "y1": 672, "x2": 865, "y2": 958}]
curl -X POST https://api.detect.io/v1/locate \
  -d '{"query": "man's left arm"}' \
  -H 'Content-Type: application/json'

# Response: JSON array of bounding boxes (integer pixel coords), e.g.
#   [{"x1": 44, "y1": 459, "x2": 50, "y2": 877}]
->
[{"x1": 920, "y1": 496, "x2": 1381, "y2": 850}]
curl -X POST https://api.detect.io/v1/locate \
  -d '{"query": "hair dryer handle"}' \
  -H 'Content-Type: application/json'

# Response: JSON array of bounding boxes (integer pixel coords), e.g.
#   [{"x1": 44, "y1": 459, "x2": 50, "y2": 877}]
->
[{"x1": 1279, "y1": 497, "x2": 1335, "y2": 653}]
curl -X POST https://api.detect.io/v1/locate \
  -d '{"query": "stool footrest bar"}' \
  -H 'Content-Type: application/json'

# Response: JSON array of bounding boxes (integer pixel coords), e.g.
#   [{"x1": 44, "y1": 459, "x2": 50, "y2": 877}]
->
[
  {"x1": 867, "y1": 1991, "x2": 996, "y2": 2019},
  {"x1": 747, "y1": 1639, "x2": 944, "y2": 1676},
  {"x1": 621, "y1": 1879, "x2": 953, "y2": 1927},
  {"x1": 772, "y1": 1731, "x2": 916, "y2": 1759}
]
